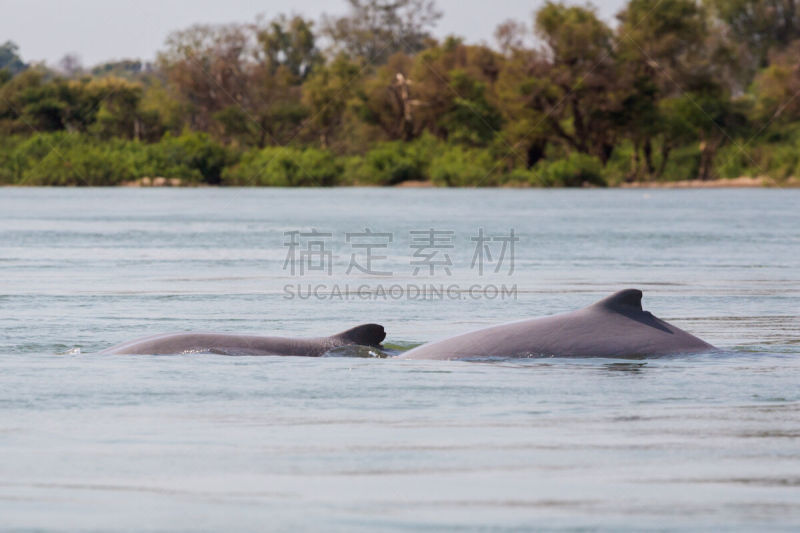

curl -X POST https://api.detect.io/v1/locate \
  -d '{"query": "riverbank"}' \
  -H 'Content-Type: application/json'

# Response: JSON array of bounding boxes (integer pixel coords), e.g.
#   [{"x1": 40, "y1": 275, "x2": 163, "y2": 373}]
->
[
  {"x1": 5, "y1": 131, "x2": 800, "y2": 189},
  {"x1": 620, "y1": 176, "x2": 800, "y2": 188},
  {"x1": 110, "y1": 175, "x2": 800, "y2": 188}
]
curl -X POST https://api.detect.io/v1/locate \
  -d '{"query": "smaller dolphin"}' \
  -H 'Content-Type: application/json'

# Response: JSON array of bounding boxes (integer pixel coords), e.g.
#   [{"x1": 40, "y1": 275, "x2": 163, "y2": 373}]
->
[
  {"x1": 101, "y1": 324, "x2": 386, "y2": 356},
  {"x1": 399, "y1": 289, "x2": 715, "y2": 359}
]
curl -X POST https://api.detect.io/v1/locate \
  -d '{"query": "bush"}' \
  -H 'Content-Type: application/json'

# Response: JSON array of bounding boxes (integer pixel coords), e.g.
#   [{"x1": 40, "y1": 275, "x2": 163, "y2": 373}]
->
[
  {"x1": 502, "y1": 167, "x2": 536, "y2": 186},
  {"x1": 143, "y1": 132, "x2": 233, "y2": 184},
  {"x1": 765, "y1": 143, "x2": 800, "y2": 180},
  {"x1": 530, "y1": 153, "x2": 607, "y2": 187},
  {"x1": 0, "y1": 132, "x2": 138, "y2": 186},
  {"x1": 346, "y1": 134, "x2": 442, "y2": 185},
  {"x1": 347, "y1": 142, "x2": 423, "y2": 185},
  {"x1": 20, "y1": 138, "x2": 138, "y2": 186},
  {"x1": 714, "y1": 127, "x2": 800, "y2": 181},
  {"x1": 0, "y1": 134, "x2": 24, "y2": 184},
  {"x1": 658, "y1": 144, "x2": 700, "y2": 181},
  {"x1": 0, "y1": 131, "x2": 233, "y2": 186},
  {"x1": 602, "y1": 141, "x2": 634, "y2": 185},
  {"x1": 713, "y1": 144, "x2": 757, "y2": 179},
  {"x1": 223, "y1": 146, "x2": 342, "y2": 186},
  {"x1": 429, "y1": 146, "x2": 496, "y2": 186}
]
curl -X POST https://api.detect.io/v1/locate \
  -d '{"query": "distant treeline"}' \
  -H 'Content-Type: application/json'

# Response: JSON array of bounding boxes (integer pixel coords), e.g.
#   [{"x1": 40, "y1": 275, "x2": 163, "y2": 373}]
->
[{"x1": 3, "y1": 0, "x2": 800, "y2": 186}]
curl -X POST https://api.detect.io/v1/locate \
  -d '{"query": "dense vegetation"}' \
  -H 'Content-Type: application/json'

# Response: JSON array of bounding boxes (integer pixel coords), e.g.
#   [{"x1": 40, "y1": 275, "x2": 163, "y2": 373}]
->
[{"x1": 3, "y1": 0, "x2": 800, "y2": 187}]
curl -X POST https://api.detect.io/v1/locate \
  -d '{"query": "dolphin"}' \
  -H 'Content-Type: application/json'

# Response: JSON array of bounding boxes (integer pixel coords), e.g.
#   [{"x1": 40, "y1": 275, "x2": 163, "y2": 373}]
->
[
  {"x1": 101, "y1": 323, "x2": 386, "y2": 356},
  {"x1": 399, "y1": 289, "x2": 715, "y2": 359}
]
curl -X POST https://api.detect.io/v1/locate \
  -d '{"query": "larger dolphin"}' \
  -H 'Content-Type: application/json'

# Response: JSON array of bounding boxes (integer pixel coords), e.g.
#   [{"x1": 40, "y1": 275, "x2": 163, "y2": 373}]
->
[
  {"x1": 400, "y1": 289, "x2": 715, "y2": 359},
  {"x1": 101, "y1": 323, "x2": 386, "y2": 356}
]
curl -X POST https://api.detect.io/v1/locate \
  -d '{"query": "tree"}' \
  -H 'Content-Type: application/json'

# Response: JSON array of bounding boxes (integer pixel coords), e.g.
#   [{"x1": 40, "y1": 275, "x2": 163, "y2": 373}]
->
[
  {"x1": 532, "y1": 2, "x2": 623, "y2": 163},
  {"x1": 58, "y1": 54, "x2": 84, "y2": 77},
  {"x1": 302, "y1": 54, "x2": 363, "y2": 148},
  {"x1": 495, "y1": 46, "x2": 553, "y2": 169},
  {"x1": 615, "y1": 0, "x2": 710, "y2": 178},
  {"x1": 0, "y1": 70, "x2": 97, "y2": 133},
  {"x1": 91, "y1": 60, "x2": 150, "y2": 79},
  {"x1": 87, "y1": 77, "x2": 146, "y2": 139},
  {"x1": 705, "y1": 0, "x2": 800, "y2": 73},
  {"x1": 139, "y1": 80, "x2": 184, "y2": 138},
  {"x1": 256, "y1": 15, "x2": 322, "y2": 80},
  {"x1": 160, "y1": 21, "x2": 310, "y2": 147},
  {"x1": 159, "y1": 23, "x2": 255, "y2": 132},
  {"x1": 752, "y1": 41, "x2": 800, "y2": 124},
  {"x1": 243, "y1": 64, "x2": 307, "y2": 147},
  {"x1": 359, "y1": 52, "x2": 417, "y2": 140},
  {"x1": 0, "y1": 41, "x2": 26, "y2": 76},
  {"x1": 0, "y1": 69, "x2": 42, "y2": 133},
  {"x1": 409, "y1": 39, "x2": 503, "y2": 145},
  {"x1": 322, "y1": 0, "x2": 442, "y2": 65}
]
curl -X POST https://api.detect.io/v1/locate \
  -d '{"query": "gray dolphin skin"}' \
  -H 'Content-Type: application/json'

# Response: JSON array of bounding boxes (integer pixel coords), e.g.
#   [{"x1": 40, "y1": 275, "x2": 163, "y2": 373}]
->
[
  {"x1": 399, "y1": 289, "x2": 715, "y2": 359},
  {"x1": 101, "y1": 323, "x2": 386, "y2": 356}
]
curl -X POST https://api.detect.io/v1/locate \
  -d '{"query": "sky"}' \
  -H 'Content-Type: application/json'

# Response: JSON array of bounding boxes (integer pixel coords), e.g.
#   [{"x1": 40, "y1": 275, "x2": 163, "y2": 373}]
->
[{"x1": 1, "y1": 0, "x2": 627, "y2": 67}]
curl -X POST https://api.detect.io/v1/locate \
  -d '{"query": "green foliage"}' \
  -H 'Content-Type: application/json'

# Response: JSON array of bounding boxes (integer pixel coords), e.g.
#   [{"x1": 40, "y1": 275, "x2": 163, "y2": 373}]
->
[
  {"x1": 0, "y1": 131, "x2": 232, "y2": 186},
  {"x1": 536, "y1": 2, "x2": 612, "y2": 66},
  {"x1": 21, "y1": 141, "x2": 138, "y2": 186},
  {"x1": 0, "y1": 41, "x2": 26, "y2": 76},
  {"x1": 602, "y1": 141, "x2": 635, "y2": 185},
  {"x1": 257, "y1": 15, "x2": 322, "y2": 80},
  {"x1": 764, "y1": 142, "x2": 800, "y2": 180},
  {"x1": 322, "y1": 0, "x2": 442, "y2": 64},
  {"x1": 659, "y1": 144, "x2": 701, "y2": 182},
  {"x1": 87, "y1": 77, "x2": 145, "y2": 139},
  {"x1": 0, "y1": 132, "x2": 137, "y2": 186},
  {"x1": 713, "y1": 144, "x2": 754, "y2": 179},
  {"x1": 501, "y1": 167, "x2": 537, "y2": 186},
  {"x1": 437, "y1": 69, "x2": 503, "y2": 145},
  {"x1": 302, "y1": 53, "x2": 362, "y2": 148},
  {"x1": 531, "y1": 153, "x2": 607, "y2": 187},
  {"x1": 711, "y1": 125, "x2": 800, "y2": 181},
  {"x1": 0, "y1": 135, "x2": 24, "y2": 184},
  {"x1": 145, "y1": 132, "x2": 233, "y2": 184},
  {"x1": 91, "y1": 60, "x2": 146, "y2": 79},
  {"x1": 223, "y1": 146, "x2": 342, "y2": 186},
  {"x1": 348, "y1": 134, "x2": 440, "y2": 184},
  {"x1": 348, "y1": 143, "x2": 423, "y2": 185},
  {"x1": 429, "y1": 145, "x2": 496, "y2": 186},
  {"x1": 8, "y1": 2, "x2": 800, "y2": 186},
  {"x1": 704, "y1": 0, "x2": 800, "y2": 72}
]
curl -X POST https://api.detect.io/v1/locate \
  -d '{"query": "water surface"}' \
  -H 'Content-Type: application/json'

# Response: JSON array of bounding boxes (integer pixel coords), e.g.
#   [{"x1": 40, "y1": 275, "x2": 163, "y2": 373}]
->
[{"x1": 1, "y1": 188, "x2": 798, "y2": 531}]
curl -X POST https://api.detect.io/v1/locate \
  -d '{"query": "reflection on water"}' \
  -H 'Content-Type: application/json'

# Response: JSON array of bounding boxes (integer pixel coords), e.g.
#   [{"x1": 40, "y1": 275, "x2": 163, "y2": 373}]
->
[
  {"x1": 0, "y1": 188, "x2": 799, "y2": 531},
  {"x1": 602, "y1": 362, "x2": 648, "y2": 372}
]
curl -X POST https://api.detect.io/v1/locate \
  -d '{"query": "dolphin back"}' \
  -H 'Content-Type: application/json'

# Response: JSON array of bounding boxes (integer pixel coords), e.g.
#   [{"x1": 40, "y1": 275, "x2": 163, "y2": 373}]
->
[
  {"x1": 400, "y1": 289, "x2": 715, "y2": 359},
  {"x1": 102, "y1": 323, "x2": 386, "y2": 356},
  {"x1": 332, "y1": 323, "x2": 386, "y2": 347}
]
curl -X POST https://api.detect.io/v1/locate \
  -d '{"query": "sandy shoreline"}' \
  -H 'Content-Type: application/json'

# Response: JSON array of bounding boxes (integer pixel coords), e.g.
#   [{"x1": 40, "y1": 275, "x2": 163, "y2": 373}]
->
[
  {"x1": 394, "y1": 176, "x2": 800, "y2": 188},
  {"x1": 6, "y1": 176, "x2": 800, "y2": 188},
  {"x1": 618, "y1": 176, "x2": 800, "y2": 189}
]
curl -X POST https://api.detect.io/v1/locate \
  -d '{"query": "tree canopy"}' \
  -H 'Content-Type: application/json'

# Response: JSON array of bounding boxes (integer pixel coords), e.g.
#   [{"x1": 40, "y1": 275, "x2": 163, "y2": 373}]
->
[{"x1": 4, "y1": 0, "x2": 800, "y2": 186}]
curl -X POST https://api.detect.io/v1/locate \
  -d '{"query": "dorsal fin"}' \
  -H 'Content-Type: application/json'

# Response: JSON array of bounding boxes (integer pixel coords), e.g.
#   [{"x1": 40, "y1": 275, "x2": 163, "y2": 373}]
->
[
  {"x1": 333, "y1": 323, "x2": 386, "y2": 346},
  {"x1": 593, "y1": 289, "x2": 643, "y2": 311}
]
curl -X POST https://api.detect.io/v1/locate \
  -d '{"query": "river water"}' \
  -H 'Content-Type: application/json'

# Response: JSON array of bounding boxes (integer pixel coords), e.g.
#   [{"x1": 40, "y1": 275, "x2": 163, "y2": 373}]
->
[{"x1": 1, "y1": 188, "x2": 798, "y2": 531}]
